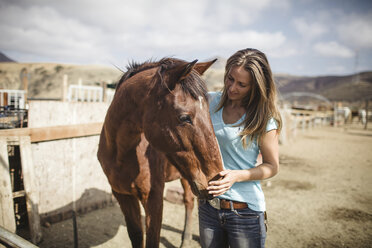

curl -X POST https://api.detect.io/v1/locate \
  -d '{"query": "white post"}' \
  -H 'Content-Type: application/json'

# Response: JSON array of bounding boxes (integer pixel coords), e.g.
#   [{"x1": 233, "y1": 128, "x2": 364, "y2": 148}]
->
[
  {"x1": 78, "y1": 79, "x2": 83, "y2": 102},
  {"x1": 15, "y1": 92, "x2": 19, "y2": 109},
  {"x1": 87, "y1": 89, "x2": 91, "y2": 102},
  {"x1": 63, "y1": 74, "x2": 68, "y2": 102},
  {"x1": 333, "y1": 103, "x2": 337, "y2": 127},
  {"x1": 74, "y1": 87, "x2": 78, "y2": 102},
  {"x1": 8, "y1": 92, "x2": 11, "y2": 106}
]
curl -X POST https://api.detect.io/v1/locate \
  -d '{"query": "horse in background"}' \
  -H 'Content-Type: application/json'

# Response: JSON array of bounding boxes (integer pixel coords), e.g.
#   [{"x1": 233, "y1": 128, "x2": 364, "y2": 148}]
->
[{"x1": 97, "y1": 58, "x2": 223, "y2": 248}]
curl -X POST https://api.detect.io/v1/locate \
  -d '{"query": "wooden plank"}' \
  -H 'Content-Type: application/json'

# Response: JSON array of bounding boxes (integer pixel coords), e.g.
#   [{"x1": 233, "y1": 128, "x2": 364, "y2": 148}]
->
[
  {"x1": 19, "y1": 136, "x2": 42, "y2": 244},
  {"x1": 0, "y1": 225, "x2": 38, "y2": 248},
  {"x1": 12, "y1": 190, "x2": 26, "y2": 198},
  {"x1": 0, "y1": 122, "x2": 103, "y2": 143},
  {"x1": 0, "y1": 138, "x2": 16, "y2": 232}
]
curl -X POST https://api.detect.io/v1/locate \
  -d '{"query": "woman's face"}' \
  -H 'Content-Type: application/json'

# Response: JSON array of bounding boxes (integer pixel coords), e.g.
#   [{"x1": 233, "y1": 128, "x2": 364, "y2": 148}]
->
[{"x1": 225, "y1": 66, "x2": 252, "y2": 103}]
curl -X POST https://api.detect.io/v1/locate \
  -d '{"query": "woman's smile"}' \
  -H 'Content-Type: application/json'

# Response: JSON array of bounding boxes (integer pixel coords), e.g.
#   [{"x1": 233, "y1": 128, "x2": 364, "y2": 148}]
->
[{"x1": 225, "y1": 66, "x2": 252, "y2": 104}]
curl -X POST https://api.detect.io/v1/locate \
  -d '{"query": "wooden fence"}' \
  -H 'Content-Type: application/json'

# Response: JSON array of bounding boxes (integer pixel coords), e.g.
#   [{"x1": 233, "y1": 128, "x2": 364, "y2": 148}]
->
[{"x1": 0, "y1": 123, "x2": 103, "y2": 245}]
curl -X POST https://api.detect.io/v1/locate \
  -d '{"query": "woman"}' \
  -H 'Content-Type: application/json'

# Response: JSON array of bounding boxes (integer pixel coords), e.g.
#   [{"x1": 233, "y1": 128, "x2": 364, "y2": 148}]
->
[{"x1": 199, "y1": 48, "x2": 282, "y2": 248}]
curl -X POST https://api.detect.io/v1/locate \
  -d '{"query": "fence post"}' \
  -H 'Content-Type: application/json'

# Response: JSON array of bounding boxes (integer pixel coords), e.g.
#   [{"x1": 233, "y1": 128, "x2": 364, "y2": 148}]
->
[
  {"x1": 78, "y1": 78, "x2": 83, "y2": 102},
  {"x1": 20, "y1": 68, "x2": 28, "y2": 107},
  {"x1": 19, "y1": 136, "x2": 42, "y2": 244},
  {"x1": 0, "y1": 138, "x2": 16, "y2": 233},
  {"x1": 102, "y1": 82, "x2": 107, "y2": 102},
  {"x1": 365, "y1": 100, "x2": 369, "y2": 130},
  {"x1": 333, "y1": 103, "x2": 337, "y2": 127},
  {"x1": 62, "y1": 74, "x2": 68, "y2": 102}
]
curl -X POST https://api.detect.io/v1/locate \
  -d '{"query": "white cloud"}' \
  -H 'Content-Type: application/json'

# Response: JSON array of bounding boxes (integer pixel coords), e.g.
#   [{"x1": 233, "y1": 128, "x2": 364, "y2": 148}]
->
[
  {"x1": 1, "y1": 0, "x2": 369, "y2": 76},
  {"x1": 326, "y1": 65, "x2": 346, "y2": 74},
  {"x1": 0, "y1": 4, "x2": 112, "y2": 63},
  {"x1": 0, "y1": 0, "x2": 285, "y2": 64},
  {"x1": 268, "y1": 47, "x2": 299, "y2": 58},
  {"x1": 337, "y1": 12, "x2": 372, "y2": 49},
  {"x1": 292, "y1": 18, "x2": 327, "y2": 40},
  {"x1": 313, "y1": 41, "x2": 354, "y2": 58},
  {"x1": 214, "y1": 31, "x2": 286, "y2": 50},
  {"x1": 204, "y1": 0, "x2": 273, "y2": 28},
  {"x1": 107, "y1": 30, "x2": 288, "y2": 64}
]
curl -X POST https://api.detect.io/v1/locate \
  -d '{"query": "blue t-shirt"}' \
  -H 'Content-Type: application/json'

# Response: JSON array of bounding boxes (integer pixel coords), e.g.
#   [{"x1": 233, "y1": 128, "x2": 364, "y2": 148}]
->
[{"x1": 208, "y1": 92, "x2": 278, "y2": 211}]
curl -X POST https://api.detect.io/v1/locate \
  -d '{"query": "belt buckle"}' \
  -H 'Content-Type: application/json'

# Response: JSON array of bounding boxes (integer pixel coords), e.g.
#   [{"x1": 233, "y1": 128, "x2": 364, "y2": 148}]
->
[{"x1": 208, "y1": 198, "x2": 221, "y2": 210}]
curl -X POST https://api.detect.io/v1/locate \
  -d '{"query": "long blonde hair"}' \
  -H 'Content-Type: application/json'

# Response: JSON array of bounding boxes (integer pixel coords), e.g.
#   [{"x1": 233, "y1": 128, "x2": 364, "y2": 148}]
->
[{"x1": 216, "y1": 48, "x2": 282, "y2": 147}]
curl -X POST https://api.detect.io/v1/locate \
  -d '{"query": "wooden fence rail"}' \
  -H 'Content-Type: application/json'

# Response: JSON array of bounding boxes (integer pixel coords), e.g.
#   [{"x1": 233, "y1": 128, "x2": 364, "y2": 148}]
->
[
  {"x1": 0, "y1": 226, "x2": 38, "y2": 248},
  {"x1": 0, "y1": 122, "x2": 102, "y2": 143}
]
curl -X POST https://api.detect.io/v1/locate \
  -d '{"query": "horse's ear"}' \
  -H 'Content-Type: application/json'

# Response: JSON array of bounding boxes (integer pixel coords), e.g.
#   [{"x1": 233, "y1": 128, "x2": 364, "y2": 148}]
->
[
  {"x1": 167, "y1": 60, "x2": 198, "y2": 90},
  {"x1": 194, "y1": 59, "x2": 218, "y2": 75}
]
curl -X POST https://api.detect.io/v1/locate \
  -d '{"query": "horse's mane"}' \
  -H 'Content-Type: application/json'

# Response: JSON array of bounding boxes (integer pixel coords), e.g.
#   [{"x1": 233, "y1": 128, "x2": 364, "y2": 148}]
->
[{"x1": 116, "y1": 58, "x2": 207, "y2": 100}]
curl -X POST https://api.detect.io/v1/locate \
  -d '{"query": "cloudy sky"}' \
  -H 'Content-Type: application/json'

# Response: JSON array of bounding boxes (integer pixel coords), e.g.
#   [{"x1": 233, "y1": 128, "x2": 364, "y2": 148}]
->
[{"x1": 0, "y1": 0, "x2": 371, "y2": 76}]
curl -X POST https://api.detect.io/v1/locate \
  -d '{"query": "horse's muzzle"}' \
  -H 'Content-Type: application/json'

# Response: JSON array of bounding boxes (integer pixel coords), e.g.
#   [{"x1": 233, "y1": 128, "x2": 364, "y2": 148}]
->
[{"x1": 191, "y1": 181, "x2": 213, "y2": 200}]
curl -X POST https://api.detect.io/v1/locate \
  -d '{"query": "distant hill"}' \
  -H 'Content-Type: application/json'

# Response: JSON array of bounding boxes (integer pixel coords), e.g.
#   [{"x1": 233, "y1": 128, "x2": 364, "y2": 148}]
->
[
  {"x1": 275, "y1": 72, "x2": 372, "y2": 102},
  {"x1": 0, "y1": 63, "x2": 122, "y2": 99},
  {"x1": 203, "y1": 65, "x2": 372, "y2": 102},
  {"x1": 0, "y1": 52, "x2": 16, "y2": 62},
  {"x1": 0, "y1": 61, "x2": 371, "y2": 103}
]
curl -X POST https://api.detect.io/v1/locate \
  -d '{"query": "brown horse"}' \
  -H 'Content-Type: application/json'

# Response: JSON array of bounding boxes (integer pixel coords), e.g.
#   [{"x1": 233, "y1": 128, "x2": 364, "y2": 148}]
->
[{"x1": 97, "y1": 58, "x2": 223, "y2": 248}]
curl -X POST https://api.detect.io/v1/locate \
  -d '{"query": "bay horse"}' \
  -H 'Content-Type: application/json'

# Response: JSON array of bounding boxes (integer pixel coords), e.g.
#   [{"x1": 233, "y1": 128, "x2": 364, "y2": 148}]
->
[{"x1": 97, "y1": 58, "x2": 223, "y2": 247}]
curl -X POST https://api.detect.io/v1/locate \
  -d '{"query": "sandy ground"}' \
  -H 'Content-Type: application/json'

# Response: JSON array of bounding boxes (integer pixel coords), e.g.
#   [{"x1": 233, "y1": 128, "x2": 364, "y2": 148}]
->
[{"x1": 37, "y1": 124, "x2": 372, "y2": 248}]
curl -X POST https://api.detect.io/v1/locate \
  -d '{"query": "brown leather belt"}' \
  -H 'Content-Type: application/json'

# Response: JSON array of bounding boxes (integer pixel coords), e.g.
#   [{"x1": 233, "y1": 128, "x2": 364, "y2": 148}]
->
[{"x1": 219, "y1": 199, "x2": 248, "y2": 210}]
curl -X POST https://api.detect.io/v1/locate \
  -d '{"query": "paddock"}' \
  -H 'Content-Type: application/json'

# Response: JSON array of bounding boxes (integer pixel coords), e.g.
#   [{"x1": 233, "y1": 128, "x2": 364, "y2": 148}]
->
[
  {"x1": 0, "y1": 96, "x2": 334, "y2": 246},
  {"x1": 35, "y1": 124, "x2": 372, "y2": 248},
  {"x1": 3, "y1": 83, "x2": 371, "y2": 247}
]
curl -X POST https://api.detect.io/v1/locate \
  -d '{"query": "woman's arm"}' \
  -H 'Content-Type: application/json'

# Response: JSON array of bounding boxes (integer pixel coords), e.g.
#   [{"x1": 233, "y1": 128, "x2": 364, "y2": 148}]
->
[{"x1": 207, "y1": 129, "x2": 279, "y2": 197}]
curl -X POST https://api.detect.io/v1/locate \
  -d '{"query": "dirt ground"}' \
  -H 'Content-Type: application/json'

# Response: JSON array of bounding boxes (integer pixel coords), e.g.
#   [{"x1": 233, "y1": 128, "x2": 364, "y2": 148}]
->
[{"x1": 38, "y1": 124, "x2": 372, "y2": 248}]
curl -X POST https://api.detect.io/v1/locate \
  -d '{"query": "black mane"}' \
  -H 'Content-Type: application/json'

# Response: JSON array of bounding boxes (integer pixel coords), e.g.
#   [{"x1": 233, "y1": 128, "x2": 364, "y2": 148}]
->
[{"x1": 116, "y1": 58, "x2": 207, "y2": 100}]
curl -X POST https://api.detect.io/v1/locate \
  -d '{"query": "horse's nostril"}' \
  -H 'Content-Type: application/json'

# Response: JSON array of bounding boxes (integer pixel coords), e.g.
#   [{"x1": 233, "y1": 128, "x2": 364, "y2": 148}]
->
[
  {"x1": 191, "y1": 181, "x2": 212, "y2": 200},
  {"x1": 209, "y1": 173, "x2": 223, "y2": 182},
  {"x1": 191, "y1": 181, "x2": 201, "y2": 196},
  {"x1": 207, "y1": 194, "x2": 214, "y2": 200}
]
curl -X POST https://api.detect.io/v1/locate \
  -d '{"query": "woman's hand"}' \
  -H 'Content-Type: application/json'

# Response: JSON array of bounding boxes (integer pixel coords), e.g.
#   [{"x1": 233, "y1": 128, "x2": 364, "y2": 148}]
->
[{"x1": 207, "y1": 170, "x2": 242, "y2": 197}]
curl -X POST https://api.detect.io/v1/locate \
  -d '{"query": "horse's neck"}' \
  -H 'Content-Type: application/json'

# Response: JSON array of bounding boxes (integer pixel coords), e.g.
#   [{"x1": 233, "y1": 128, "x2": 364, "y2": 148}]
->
[{"x1": 104, "y1": 76, "x2": 153, "y2": 154}]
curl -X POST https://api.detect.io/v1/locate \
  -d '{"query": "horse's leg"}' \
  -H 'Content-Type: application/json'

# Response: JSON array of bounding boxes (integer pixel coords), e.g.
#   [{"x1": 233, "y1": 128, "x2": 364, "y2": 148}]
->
[
  {"x1": 112, "y1": 190, "x2": 143, "y2": 248},
  {"x1": 180, "y1": 178, "x2": 195, "y2": 247},
  {"x1": 142, "y1": 185, "x2": 165, "y2": 248}
]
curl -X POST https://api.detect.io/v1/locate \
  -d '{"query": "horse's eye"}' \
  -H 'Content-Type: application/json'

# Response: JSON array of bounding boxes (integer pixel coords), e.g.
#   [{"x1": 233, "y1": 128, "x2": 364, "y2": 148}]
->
[{"x1": 179, "y1": 114, "x2": 192, "y2": 124}]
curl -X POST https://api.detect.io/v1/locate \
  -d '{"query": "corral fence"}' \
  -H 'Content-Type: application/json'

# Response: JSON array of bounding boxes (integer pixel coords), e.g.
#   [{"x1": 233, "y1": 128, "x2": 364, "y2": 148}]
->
[
  {"x1": 0, "y1": 100, "x2": 111, "y2": 246},
  {"x1": 0, "y1": 90, "x2": 28, "y2": 129},
  {"x1": 67, "y1": 85, "x2": 103, "y2": 102},
  {"x1": 0, "y1": 90, "x2": 26, "y2": 109},
  {"x1": 66, "y1": 84, "x2": 115, "y2": 103},
  {"x1": 0, "y1": 225, "x2": 38, "y2": 248},
  {"x1": 279, "y1": 106, "x2": 333, "y2": 144}
]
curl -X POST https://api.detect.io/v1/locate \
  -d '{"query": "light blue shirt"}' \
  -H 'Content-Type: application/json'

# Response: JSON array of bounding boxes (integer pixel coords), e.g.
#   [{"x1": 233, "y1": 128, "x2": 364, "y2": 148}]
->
[{"x1": 208, "y1": 92, "x2": 277, "y2": 211}]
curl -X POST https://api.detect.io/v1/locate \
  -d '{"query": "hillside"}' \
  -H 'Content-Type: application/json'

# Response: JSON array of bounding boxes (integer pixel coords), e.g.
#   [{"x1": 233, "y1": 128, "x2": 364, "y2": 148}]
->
[
  {"x1": 0, "y1": 63, "x2": 122, "y2": 99},
  {"x1": 0, "y1": 52, "x2": 16, "y2": 62},
  {"x1": 0, "y1": 61, "x2": 371, "y2": 102},
  {"x1": 276, "y1": 72, "x2": 372, "y2": 102}
]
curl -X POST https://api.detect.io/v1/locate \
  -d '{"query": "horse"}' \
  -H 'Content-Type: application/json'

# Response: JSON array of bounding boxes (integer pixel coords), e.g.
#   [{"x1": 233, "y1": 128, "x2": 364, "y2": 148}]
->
[{"x1": 97, "y1": 57, "x2": 223, "y2": 248}]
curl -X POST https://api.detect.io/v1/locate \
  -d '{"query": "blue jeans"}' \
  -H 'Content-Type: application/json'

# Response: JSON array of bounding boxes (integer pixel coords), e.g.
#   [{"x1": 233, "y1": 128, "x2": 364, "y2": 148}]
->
[{"x1": 198, "y1": 199, "x2": 266, "y2": 248}]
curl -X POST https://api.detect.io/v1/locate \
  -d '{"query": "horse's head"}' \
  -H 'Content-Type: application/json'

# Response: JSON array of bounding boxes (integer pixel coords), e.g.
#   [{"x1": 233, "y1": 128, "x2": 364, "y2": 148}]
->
[{"x1": 143, "y1": 58, "x2": 223, "y2": 199}]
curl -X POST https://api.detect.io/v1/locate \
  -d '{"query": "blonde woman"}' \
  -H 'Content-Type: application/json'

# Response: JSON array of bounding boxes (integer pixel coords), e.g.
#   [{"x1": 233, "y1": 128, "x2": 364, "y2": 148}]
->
[{"x1": 199, "y1": 48, "x2": 282, "y2": 248}]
